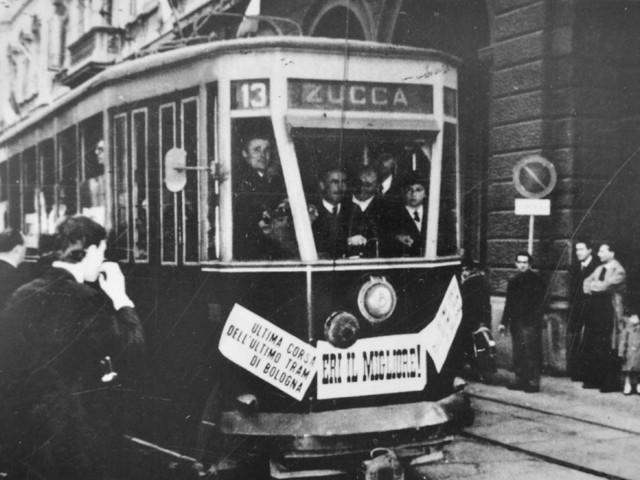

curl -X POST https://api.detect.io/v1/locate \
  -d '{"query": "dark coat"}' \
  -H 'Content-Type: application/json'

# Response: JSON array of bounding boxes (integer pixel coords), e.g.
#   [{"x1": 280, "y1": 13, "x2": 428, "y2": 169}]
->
[
  {"x1": 312, "y1": 202, "x2": 348, "y2": 259},
  {"x1": 0, "y1": 267, "x2": 144, "y2": 478},
  {"x1": 461, "y1": 271, "x2": 492, "y2": 331},
  {"x1": 501, "y1": 269, "x2": 546, "y2": 330},
  {"x1": 568, "y1": 257, "x2": 599, "y2": 330},
  {"x1": 344, "y1": 196, "x2": 387, "y2": 258},
  {"x1": 233, "y1": 167, "x2": 286, "y2": 260},
  {"x1": 0, "y1": 259, "x2": 27, "y2": 309},
  {"x1": 384, "y1": 205, "x2": 427, "y2": 257}
]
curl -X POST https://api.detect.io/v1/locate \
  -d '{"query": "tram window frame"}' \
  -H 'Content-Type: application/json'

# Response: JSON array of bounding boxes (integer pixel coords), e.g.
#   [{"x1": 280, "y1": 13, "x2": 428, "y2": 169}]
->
[
  {"x1": 159, "y1": 102, "x2": 178, "y2": 265},
  {"x1": 21, "y1": 147, "x2": 38, "y2": 250},
  {"x1": 39, "y1": 138, "x2": 56, "y2": 236},
  {"x1": 8, "y1": 154, "x2": 22, "y2": 230},
  {"x1": 79, "y1": 114, "x2": 107, "y2": 227},
  {"x1": 0, "y1": 161, "x2": 7, "y2": 230},
  {"x1": 204, "y1": 82, "x2": 218, "y2": 261},
  {"x1": 131, "y1": 108, "x2": 150, "y2": 263},
  {"x1": 180, "y1": 96, "x2": 200, "y2": 265},
  {"x1": 437, "y1": 122, "x2": 460, "y2": 257},
  {"x1": 57, "y1": 126, "x2": 79, "y2": 218},
  {"x1": 113, "y1": 113, "x2": 131, "y2": 262}
]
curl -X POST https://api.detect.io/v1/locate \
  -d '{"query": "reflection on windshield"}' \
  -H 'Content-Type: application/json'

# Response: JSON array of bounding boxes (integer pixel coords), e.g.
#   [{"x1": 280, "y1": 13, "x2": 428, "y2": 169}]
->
[{"x1": 231, "y1": 121, "x2": 438, "y2": 261}]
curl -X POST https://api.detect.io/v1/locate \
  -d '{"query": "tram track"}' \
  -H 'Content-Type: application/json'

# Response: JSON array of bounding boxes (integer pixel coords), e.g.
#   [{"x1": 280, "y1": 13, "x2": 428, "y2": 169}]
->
[{"x1": 461, "y1": 392, "x2": 640, "y2": 480}]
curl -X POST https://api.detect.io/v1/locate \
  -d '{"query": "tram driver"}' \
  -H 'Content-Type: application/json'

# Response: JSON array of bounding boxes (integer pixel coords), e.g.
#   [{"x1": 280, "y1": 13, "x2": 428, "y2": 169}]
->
[{"x1": 233, "y1": 131, "x2": 286, "y2": 260}]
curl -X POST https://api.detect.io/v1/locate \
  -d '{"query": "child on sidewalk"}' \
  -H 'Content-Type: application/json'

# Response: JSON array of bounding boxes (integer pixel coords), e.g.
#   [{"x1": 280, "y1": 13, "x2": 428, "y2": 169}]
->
[{"x1": 619, "y1": 311, "x2": 640, "y2": 395}]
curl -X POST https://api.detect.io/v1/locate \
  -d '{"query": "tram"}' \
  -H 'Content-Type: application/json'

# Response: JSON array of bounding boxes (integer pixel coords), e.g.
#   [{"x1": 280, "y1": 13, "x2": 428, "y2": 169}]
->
[{"x1": 0, "y1": 37, "x2": 469, "y2": 478}]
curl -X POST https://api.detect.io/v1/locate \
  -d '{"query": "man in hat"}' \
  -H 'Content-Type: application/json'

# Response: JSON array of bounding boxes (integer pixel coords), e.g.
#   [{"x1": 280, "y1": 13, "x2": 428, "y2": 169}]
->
[{"x1": 384, "y1": 172, "x2": 429, "y2": 257}]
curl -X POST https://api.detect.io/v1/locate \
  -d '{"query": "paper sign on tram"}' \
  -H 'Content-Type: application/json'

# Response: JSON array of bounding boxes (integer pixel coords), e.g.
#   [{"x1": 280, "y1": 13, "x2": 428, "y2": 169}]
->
[
  {"x1": 421, "y1": 276, "x2": 463, "y2": 373},
  {"x1": 219, "y1": 304, "x2": 317, "y2": 401},
  {"x1": 316, "y1": 335, "x2": 427, "y2": 400}
]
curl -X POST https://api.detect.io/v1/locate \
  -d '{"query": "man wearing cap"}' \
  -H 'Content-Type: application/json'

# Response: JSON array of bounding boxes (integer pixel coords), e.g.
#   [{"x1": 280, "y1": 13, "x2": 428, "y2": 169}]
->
[{"x1": 384, "y1": 172, "x2": 428, "y2": 257}]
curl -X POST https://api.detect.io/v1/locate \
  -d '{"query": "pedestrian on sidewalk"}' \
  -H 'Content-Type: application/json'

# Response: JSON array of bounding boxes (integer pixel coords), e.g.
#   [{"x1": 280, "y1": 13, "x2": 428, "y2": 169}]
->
[
  {"x1": 498, "y1": 251, "x2": 546, "y2": 393},
  {"x1": 567, "y1": 240, "x2": 599, "y2": 382},
  {"x1": 619, "y1": 296, "x2": 640, "y2": 395},
  {"x1": 582, "y1": 242, "x2": 626, "y2": 392},
  {"x1": 458, "y1": 258, "x2": 494, "y2": 381}
]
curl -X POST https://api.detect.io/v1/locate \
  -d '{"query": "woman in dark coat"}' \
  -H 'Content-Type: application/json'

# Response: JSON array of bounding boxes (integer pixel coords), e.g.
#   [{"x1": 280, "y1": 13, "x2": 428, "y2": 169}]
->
[{"x1": 0, "y1": 216, "x2": 144, "y2": 479}]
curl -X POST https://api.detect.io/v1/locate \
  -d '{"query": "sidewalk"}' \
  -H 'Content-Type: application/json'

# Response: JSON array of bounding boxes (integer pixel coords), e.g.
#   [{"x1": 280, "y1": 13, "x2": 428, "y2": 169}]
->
[{"x1": 468, "y1": 369, "x2": 640, "y2": 434}]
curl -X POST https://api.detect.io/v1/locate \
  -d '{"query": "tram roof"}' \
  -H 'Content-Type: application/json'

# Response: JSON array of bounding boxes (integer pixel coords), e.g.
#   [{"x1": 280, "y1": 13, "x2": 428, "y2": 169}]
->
[{"x1": 0, "y1": 37, "x2": 460, "y2": 150}]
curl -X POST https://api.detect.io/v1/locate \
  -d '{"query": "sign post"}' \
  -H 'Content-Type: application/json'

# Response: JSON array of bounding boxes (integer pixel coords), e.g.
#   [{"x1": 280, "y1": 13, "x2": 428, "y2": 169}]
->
[{"x1": 512, "y1": 155, "x2": 557, "y2": 254}]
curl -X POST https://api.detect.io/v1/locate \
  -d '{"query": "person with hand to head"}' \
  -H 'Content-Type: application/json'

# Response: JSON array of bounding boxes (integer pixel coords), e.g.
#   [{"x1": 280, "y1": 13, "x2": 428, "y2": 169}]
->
[{"x1": 0, "y1": 216, "x2": 144, "y2": 480}]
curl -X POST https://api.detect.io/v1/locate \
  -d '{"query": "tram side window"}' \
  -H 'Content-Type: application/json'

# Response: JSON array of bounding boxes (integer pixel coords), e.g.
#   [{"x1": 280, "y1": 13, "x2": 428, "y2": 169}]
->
[
  {"x1": 80, "y1": 115, "x2": 106, "y2": 226},
  {"x1": 292, "y1": 130, "x2": 432, "y2": 260},
  {"x1": 39, "y1": 139, "x2": 56, "y2": 235},
  {"x1": 205, "y1": 85, "x2": 217, "y2": 260},
  {"x1": 181, "y1": 98, "x2": 199, "y2": 263},
  {"x1": 112, "y1": 114, "x2": 130, "y2": 261},
  {"x1": 160, "y1": 103, "x2": 177, "y2": 263},
  {"x1": 232, "y1": 118, "x2": 296, "y2": 260},
  {"x1": 437, "y1": 123, "x2": 459, "y2": 256},
  {"x1": 132, "y1": 109, "x2": 149, "y2": 262},
  {"x1": 8, "y1": 155, "x2": 21, "y2": 229},
  {"x1": 0, "y1": 162, "x2": 7, "y2": 230},
  {"x1": 22, "y1": 147, "x2": 38, "y2": 249},
  {"x1": 58, "y1": 127, "x2": 78, "y2": 217}
]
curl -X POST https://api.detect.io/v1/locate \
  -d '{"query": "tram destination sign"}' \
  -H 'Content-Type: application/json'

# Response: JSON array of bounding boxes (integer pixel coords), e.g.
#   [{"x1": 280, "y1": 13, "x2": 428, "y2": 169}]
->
[{"x1": 288, "y1": 79, "x2": 433, "y2": 113}]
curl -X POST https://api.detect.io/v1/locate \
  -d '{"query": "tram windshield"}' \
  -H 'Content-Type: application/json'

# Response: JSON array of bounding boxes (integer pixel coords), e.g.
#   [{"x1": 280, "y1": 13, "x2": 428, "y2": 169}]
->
[{"x1": 231, "y1": 117, "x2": 458, "y2": 261}]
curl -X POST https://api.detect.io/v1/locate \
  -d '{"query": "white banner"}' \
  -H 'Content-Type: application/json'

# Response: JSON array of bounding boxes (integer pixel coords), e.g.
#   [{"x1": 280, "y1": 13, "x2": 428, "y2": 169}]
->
[
  {"x1": 219, "y1": 276, "x2": 462, "y2": 401},
  {"x1": 316, "y1": 335, "x2": 427, "y2": 400},
  {"x1": 218, "y1": 304, "x2": 317, "y2": 401},
  {"x1": 421, "y1": 276, "x2": 463, "y2": 373}
]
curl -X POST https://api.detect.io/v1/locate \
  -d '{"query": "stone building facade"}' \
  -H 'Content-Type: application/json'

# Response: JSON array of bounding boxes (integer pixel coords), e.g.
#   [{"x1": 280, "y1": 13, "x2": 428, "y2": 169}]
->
[{"x1": 2, "y1": 0, "x2": 640, "y2": 371}]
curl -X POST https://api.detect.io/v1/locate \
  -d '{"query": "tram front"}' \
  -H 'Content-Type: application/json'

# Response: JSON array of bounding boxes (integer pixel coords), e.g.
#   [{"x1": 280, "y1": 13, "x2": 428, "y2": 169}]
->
[{"x1": 196, "y1": 40, "x2": 469, "y2": 478}]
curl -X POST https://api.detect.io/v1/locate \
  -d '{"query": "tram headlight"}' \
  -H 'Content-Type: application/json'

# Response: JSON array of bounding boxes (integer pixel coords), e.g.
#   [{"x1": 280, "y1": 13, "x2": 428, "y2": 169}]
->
[
  {"x1": 324, "y1": 311, "x2": 360, "y2": 349},
  {"x1": 357, "y1": 276, "x2": 397, "y2": 325}
]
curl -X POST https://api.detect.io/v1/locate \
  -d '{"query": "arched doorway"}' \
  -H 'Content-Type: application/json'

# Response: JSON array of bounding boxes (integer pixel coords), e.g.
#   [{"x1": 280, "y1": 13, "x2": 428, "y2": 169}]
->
[
  {"x1": 393, "y1": 0, "x2": 492, "y2": 262},
  {"x1": 306, "y1": 3, "x2": 369, "y2": 40}
]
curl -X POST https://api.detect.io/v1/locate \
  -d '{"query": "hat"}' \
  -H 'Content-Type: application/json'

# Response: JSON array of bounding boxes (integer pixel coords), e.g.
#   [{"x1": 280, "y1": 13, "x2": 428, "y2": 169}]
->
[
  {"x1": 401, "y1": 171, "x2": 429, "y2": 188},
  {"x1": 461, "y1": 257, "x2": 476, "y2": 269}
]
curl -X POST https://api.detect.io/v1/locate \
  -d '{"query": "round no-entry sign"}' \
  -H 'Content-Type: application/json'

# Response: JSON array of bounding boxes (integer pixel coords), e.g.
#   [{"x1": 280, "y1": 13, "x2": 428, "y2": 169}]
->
[{"x1": 513, "y1": 155, "x2": 557, "y2": 199}]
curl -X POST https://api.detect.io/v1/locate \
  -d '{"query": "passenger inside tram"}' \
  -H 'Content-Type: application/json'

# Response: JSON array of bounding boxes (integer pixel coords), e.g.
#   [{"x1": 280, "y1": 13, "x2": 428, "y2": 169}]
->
[
  {"x1": 233, "y1": 126, "x2": 289, "y2": 260},
  {"x1": 385, "y1": 172, "x2": 429, "y2": 257},
  {"x1": 310, "y1": 168, "x2": 348, "y2": 259},
  {"x1": 344, "y1": 166, "x2": 386, "y2": 258},
  {"x1": 80, "y1": 139, "x2": 107, "y2": 226},
  {"x1": 231, "y1": 118, "x2": 434, "y2": 260}
]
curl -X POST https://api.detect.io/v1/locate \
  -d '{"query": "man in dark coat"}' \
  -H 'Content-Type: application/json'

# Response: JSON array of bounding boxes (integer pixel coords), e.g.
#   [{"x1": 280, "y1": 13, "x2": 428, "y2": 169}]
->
[
  {"x1": 312, "y1": 168, "x2": 348, "y2": 259},
  {"x1": 233, "y1": 133, "x2": 286, "y2": 259},
  {"x1": 499, "y1": 251, "x2": 546, "y2": 392},
  {"x1": 345, "y1": 166, "x2": 386, "y2": 258},
  {"x1": 582, "y1": 242, "x2": 626, "y2": 392},
  {"x1": 0, "y1": 216, "x2": 144, "y2": 479},
  {"x1": 384, "y1": 172, "x2": 428, "y2": 257},
  {"x1": 0, "y1": 228, "x2": 27, "y2": 308},
  {"x1": 566, "y1": 240, "x2": 599, "y2": 381}
]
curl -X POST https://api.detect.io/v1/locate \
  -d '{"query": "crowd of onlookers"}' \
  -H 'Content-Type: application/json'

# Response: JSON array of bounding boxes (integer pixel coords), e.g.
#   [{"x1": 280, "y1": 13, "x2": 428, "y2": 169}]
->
[{"x1": 456, "y1": 240, "x2": 640, "y2": 397}]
